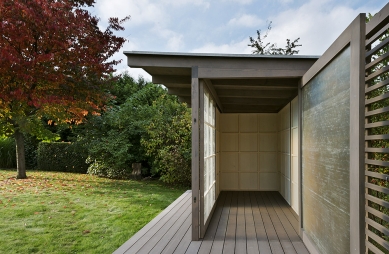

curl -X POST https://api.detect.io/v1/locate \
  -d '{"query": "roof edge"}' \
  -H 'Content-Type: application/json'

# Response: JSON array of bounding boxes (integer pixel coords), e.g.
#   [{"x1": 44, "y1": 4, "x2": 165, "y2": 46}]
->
[{"x1": 124, "y1": 50, "x2": 320, "y2": 59}]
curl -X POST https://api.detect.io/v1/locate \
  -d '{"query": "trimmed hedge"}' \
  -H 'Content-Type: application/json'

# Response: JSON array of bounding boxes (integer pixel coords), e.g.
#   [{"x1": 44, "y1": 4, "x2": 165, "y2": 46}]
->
[
  {"x1": 37, "y1": 142, "x2": 89, "y2": 173},
  {"x1": 0, "y1": 135, "x2": 38, "y2": 169},
  {"x1": 0, "y1": 137, "x2": 16, "y2": 168}
]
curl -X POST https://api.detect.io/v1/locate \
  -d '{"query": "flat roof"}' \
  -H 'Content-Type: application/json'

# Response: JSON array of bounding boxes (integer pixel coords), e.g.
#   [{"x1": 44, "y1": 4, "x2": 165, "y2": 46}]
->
[
  {"x1": 124, "y1": 51, "x2": 319, "y2": 113},
  {"x1": 124, "y1": 51, "x2": 320, "y2": 59}
]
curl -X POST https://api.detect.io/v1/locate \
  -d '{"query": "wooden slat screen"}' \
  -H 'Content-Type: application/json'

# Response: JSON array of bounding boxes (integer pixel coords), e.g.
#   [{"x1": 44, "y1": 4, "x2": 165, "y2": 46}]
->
[{"x1": 365, "y1": 6, "x2": 389, "y2": 253}]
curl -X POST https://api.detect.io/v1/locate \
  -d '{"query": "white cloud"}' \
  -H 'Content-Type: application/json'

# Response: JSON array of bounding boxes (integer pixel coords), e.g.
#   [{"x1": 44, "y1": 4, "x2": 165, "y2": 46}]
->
[
  {"x1": 223, "y1": 0, "x2": 253, "y2": 4},
  {"x1": 121, "y1": 67, "x2": 152, "y2": 81},
  {"x1": 278, "y1": 0, "x2": 293, "y2": 4},
  {"x1": 266, "y1": 0, "x2": 375, "y2": 55},
  {"x1": 160, "y1": 0, "x2": 210, "y2": 9},
  {"x1": 190, "y1": 39, "x2": 252, "y2": 54},
  {"x1": 94, "y1": 0, "x2": 167, "y2": 27},
  {"x1": 167, "y1": 35, "x2": 184, "y2": 51},
  {"x1": 228, "y1": 14, "x2": 264, "y2": 27}
]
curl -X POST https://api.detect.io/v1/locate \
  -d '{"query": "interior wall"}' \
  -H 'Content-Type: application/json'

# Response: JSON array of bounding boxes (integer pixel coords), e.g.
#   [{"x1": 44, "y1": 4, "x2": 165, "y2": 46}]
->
[
  {"x1": 278, "y1": 104, "x2": 291, "y2": 204},
  {"x1": 219, "y1": 113, "x2": 279, "y2": 191},
  {"x1": 291, "y1": 97, "x2": 299, "y2": 215}
]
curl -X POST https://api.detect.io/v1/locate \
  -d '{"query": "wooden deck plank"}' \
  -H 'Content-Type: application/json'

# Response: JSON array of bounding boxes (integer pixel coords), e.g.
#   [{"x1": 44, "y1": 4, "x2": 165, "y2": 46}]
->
[
  {"x1": 235, "y1": 192, "x2": 247, "y2": 254},
  {"x1": 114, "y1": 190, "x2": 191, "y2": 254},
  {"x1": 244, "y1": 192, "x2": 260, "y2": 254},
  {"x1": 266, "y1": 193, "x2": 309, "y2": 254},
  {"x1": 255, "y1": 192, "x2": 284, "y2": 254},
  {"x1": 115, "y1": 191, "x2": 310, "y2": 254},
  {"x1": 270, "y1": 192, "x2": 299, "y2": 232},
  {"x1": 198, "y1": 192, "x2": 227, "y2": 254},
  {"x1": 161, "y1": 212, "x2": 192, "y2": 254},
  {"x1": 210, "y1": 192, "x2": 231, "y2": 254},
  {"x1": 173, "y1": 225, "x2": 192, "y2": 254},
  {"x1": 185, "y1": 240, "x2": 202, "y2": 254},
  {"x1": 249, "y1": 192, "x2": 272, "y2": 254},
  {"x1": 149, "y1": 201, "x2": 192, "y2": 254},
  {"x1": 261, "y1": 192, "x2": 297, "y2": 254},
  {"x1": 124, "y1": 192, "x2": 192, "y2": 253},
  {"x1": 223, "y1": 192, "x2": 237, "y2": 254},
  {"x1": 266, "y1": 192, "x2": 300, "y2": 242}
]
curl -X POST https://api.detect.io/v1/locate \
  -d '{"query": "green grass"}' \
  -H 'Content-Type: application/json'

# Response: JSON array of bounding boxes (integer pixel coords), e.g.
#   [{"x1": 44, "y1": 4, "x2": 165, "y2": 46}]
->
[{"x1": 0, "y1": 170, "x2": 187, "y2": 254}]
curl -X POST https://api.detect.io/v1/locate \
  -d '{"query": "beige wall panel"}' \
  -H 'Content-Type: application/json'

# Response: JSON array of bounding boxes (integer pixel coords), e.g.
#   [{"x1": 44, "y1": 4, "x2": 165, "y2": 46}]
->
[
  {"x1": 291, "y1": 156, "x2": 298, "y2": 184},
  {"x1": 221, "y1": 133, "x2": 239, "y2": 151},
  {"x1": 258, "y1": 113, "x2": 278, "y2": 132},
  {"x1": 239, "y1": 114, "x2": 258, "y2": 133},
  {"x1": 283, "y1": 130, "x2": 290, "y2": 153},
  {"x1": 259, "y1": 173, "x2": 279, "y2": 190},
  {"x1": 239, "y1": 133, "x2": 258, "y2": 152},
  {"x1": 280, "y1": 177, "x2": 285, "y2": 197},
  {"x1": 283, "y1": 176, "x2": 291, "y2": 203},
  {"x1": 220, "y1": 114, "x2": 238, "y2": 133},
  {"x1": 259, "y1": 153, "x2": 278, "y2": 172},
  {"x1": 240, "y1": 173, "x2": 258, "y2": 190},
  {"x1": 282, "y1": 104, "x2": 291, "y2": 130},
  {"x1": 291, "y1": 99, "x2": 298, "y2": 128},
  {"x1": 239, "y1": 153, "x2": 258, "y2": 172},
  {"x1": 291, "y1": 182, "x2": 299, "y2": 215},
  {"x1": 292, "y1": 128, "x2": 298, "y2": 155},
  {"x1": 220, "y1": 152, "x2": 238, "y2": 171},
  {"x1": 220, "y1": 172, "x2": 239, "y2": 190},
  {"x1": 280, "y1": 154, "x2": 285, "y2": 176},
  {"x1": 259, "y1": 133, "x2": 278, "y2": 152},
  {"x1": 284, "y1": 154, "x2": 291, "y2": 179}
]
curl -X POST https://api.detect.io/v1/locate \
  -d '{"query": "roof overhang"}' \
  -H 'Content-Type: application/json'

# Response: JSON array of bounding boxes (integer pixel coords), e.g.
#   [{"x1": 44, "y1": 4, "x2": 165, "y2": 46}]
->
[{"x1": 124, "y1": 51, "x2": 319, "y2": 113}]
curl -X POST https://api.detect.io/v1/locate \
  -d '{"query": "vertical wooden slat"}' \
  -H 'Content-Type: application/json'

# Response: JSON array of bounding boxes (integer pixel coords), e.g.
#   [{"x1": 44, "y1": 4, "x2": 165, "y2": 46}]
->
[
  {"x1": 349, "y1": 14, "x2": 366, "y2": 254},
  {"x1": 191, "y1": 66, "x2": 200, "y2": 241}
]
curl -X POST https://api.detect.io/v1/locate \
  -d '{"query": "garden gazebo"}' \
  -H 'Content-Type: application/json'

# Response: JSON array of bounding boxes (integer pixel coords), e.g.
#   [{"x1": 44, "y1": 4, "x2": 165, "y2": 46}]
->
[{"x1": 116, "y1": 3, "x2": 389, "y2": 254}]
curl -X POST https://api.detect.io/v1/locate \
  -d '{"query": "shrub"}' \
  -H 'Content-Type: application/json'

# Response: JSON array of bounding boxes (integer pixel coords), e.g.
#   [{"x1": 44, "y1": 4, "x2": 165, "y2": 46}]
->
[
  {"x1": 141, "y1": 99, "x2": 192, "y2": 186},
  {"x1": 86, "y1": 158, "x2": 131, "y2": 179},
  {"x1": 24, "y1": 135, "x2": 39, "y2": 169},
  {"x1": 37, "y1": 142, "x2": 89, "y2": 173},
  {"x1": 0, "y1": 136, "x2": 16, "y2": 168},
  {"x1": 0, "y1": 135, "x2": 40, "y2": 169}
]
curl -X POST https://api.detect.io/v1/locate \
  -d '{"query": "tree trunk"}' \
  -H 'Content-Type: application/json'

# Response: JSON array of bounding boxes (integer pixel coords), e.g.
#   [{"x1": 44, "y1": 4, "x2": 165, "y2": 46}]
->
[{"x1": 15, "y1": 129, "x2": 27, "y2": 179}]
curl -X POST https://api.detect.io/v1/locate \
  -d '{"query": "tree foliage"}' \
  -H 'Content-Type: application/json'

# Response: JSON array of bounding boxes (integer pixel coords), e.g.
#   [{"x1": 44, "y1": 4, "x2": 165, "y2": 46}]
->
[
  {"x1": 248, "y1": 21, "x2": 301, "y2": 55},
  {"x1": 141, "y1": 93, "x2": 192, "y2": 186},
  {"x1": 0, "y1": 0, "x2": 129, "y2": 178},
  {"x1": 77, "y1": 74, "x2": 192, "y2": 186}
]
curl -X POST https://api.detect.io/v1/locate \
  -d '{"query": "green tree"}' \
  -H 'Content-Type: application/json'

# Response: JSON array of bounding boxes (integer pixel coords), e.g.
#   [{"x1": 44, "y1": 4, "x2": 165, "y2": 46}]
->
[
  {"x1": 78, "y1": 74, "x2": 192, "y2": 185},
  {"x1": 0, "y1": 0, "x2": 129, "y2": 178},
  {"x1": 141, "y1": 94, "x2": 192, "y2": 186},
  {"x1": 248, "y1": 21, "x2": 301, "y2": 55}
]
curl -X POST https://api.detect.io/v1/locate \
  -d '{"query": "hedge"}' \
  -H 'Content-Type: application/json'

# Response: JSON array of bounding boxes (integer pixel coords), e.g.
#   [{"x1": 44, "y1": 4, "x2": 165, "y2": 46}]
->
[
  {"x1": 0, "y1": 137, "x2": 16, "y2": 168},
  {"x1": 37, "y1": 142, "x2": 89, "y2": 173},
  {"x1": 0, "y1": 135, "x2": 39, "y2": 169}
]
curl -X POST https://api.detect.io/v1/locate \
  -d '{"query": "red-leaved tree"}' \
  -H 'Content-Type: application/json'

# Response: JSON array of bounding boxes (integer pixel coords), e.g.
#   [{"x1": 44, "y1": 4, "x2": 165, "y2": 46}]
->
[{"x1": 0, "y1": 0, "x2": 129, "y2": 178}]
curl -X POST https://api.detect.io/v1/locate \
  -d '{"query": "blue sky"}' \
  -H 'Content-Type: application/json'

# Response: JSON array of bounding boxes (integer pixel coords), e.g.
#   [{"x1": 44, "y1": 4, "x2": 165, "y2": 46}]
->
[{"x1": 90, "y1": 0, "x2": 385, "y2": 79}]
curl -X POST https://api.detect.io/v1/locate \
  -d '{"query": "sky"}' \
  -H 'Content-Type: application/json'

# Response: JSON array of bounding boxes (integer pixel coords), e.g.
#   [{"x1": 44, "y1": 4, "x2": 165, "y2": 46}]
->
[{"x1": 89, "y1": 0, "x2": 385, "y2": 80}]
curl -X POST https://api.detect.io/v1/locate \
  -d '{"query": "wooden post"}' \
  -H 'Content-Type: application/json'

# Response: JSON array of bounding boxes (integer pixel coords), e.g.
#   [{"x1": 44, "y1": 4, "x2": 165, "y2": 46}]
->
[
  {"x1": 191, "y1": 66, "x2": 200, "y2": 241},
  {"x1": 349, "y1": 14, "x2": 365, "y2": 254}
]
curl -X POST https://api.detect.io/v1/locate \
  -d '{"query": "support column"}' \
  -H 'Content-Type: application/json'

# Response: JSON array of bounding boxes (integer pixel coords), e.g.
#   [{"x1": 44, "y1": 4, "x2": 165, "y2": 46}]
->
[
  {"x1": 191, "y1": 66, "x2": 200, "y2": 241},
  {"x1": 349, "y1": 14, "x2": 365, "y2": 254}
]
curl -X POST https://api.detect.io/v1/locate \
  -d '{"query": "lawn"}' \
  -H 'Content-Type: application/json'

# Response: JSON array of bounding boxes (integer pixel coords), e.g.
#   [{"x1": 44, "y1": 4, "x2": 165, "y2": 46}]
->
[{"x1": 0, "y1": 170, "x2": 187, "y2": 254}]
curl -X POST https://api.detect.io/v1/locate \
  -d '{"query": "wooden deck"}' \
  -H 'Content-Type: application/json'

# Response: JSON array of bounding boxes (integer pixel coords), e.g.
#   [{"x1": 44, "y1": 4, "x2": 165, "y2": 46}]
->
[{"x1": 114, "y1": 191, "x2": 309, "y2": 254}]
